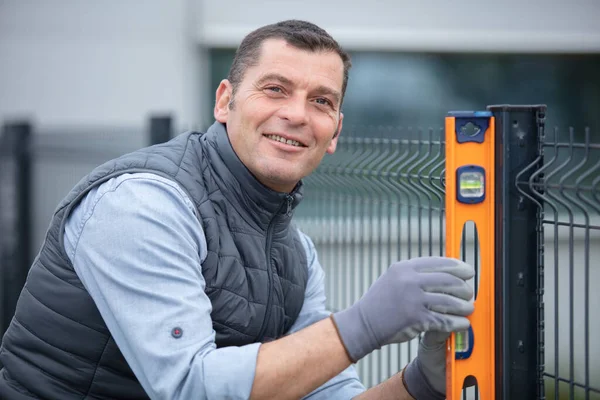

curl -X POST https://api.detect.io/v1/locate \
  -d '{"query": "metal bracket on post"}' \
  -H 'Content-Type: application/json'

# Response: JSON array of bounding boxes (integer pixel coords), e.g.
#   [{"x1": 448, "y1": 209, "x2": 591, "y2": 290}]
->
[{"x1": 487, "y1": 104, "x2": 546, "y2": 400}]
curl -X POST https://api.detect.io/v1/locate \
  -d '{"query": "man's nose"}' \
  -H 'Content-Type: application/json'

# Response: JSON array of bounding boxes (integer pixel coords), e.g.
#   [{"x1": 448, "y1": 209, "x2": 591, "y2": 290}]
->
[{"x1": 278, "y1": 96, "x2": 309, "y2": 125}]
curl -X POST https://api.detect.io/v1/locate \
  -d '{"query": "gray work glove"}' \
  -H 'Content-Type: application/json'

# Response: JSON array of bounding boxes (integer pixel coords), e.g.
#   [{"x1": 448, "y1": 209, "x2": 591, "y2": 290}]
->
[
  {"x1": 403, "y1": 331, "x2": 478, "y2": 399},
  {"x1": 403, "y1": 331, "x2": 449, "y2": 399},
  {"x1": 331, "y1": 257, "x2": 474, "y2": 363}
]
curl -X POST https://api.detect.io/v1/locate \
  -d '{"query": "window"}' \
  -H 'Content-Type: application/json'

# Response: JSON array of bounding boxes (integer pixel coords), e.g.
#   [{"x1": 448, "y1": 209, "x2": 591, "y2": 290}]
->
[{"x1": 206, "y1": 49, "x2": 600, "y2": 140}]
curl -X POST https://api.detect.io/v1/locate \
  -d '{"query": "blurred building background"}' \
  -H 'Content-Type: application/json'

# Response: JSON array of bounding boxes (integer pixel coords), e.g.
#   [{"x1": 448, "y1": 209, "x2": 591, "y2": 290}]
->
[
  {"x1": 1, "y1": 0, "x2": 600, "y2": 398},
  {"x1": 2, "y1": 0, "x2": 600, "y2": 133}
]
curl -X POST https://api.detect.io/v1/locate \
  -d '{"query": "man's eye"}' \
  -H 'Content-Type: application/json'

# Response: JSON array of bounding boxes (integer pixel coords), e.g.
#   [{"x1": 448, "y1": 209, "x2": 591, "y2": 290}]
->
[
  {"x1": 266, "y1": 86, "x2": 282, "y2": 93},
  {"x1": 316, "y1": 98, "x2": 333, "y2": 107}
]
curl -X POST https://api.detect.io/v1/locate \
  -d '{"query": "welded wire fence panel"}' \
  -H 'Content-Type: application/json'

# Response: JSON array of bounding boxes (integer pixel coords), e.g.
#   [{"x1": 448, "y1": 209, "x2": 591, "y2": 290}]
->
[
  {"x1": 295, "y1": 126, "x2": 480, "y2": 398},
  {"x1": 517, "y1": 127, "x2": 600, "y2": 400},
  {"x1": 295, "y1": 122, "x2": 600, "y2": 400}
]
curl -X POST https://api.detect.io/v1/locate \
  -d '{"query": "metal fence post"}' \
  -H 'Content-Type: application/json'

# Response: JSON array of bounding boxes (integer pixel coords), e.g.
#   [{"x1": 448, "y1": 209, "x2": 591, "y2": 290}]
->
[
  {"x1": 148, "y1": 114, "x2": 172, "y2": 145},
  {"x1": 488, "y1": 105, "x2": 546, "y2": 400},
  {"x1": 0, "y1": 121, "x2": 32, "y2": 338}
]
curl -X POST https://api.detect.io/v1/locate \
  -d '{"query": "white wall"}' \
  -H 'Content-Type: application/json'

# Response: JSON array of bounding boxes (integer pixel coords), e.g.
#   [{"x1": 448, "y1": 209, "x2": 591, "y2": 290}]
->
[
  {"x1": 198, "y1": 0, "x2": 600, "y2": 53},
  {"x1": 0, "y1": 0, "x2": 205, "y2": 129}
]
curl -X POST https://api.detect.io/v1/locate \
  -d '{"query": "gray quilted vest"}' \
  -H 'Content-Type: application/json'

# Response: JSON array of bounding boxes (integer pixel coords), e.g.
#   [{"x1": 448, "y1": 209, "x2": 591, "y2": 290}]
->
[{"x1": 0, "y1": 121, "x2": 309, "y2": 399}]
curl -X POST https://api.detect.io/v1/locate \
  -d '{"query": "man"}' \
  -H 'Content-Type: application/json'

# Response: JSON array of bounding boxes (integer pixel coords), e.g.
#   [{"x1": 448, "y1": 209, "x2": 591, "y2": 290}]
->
[{"x1": 0, "y1": 20, "x2": 474, "y2": 399}]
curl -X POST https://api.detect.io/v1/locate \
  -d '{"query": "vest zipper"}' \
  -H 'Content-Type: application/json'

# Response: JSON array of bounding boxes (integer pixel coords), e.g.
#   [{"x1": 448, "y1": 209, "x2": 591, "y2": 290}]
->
[{"x1": 256, "y1": 194, "x2": 294, "y2": 342}]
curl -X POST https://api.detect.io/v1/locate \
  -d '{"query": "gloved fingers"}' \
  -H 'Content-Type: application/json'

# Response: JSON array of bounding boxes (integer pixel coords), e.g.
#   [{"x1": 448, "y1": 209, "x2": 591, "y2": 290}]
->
[
  {"x1": 418, "y1": 271, "x2": 474, "y2": 301},
  {"x1": 420, "y1": 330, "x2": 451, "y2": 349},
  {"x1": 410, "y1": 256, "x2": 475, "y2": 281},
  {"x1": 424, "y1": 292, "x2": 475, "y2": 316},
  {"x1": 427, "y1": 313, "x2": 472, "y2": 332}
]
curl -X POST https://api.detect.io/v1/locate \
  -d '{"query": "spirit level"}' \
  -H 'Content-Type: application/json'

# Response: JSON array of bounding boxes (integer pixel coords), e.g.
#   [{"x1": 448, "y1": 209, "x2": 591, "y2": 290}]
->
[
  {"x1": 456, "y1": 165, "x2": 486, "y2": 204},
  {"x1": 445, "y1": 111, "x2": 496, "y2": 399}
]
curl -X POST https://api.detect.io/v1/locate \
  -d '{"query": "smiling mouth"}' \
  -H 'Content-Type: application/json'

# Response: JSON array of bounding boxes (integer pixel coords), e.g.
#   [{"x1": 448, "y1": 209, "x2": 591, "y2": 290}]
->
[{"x1": 264, "y1": 134, "x2": 306, "y2": 148}]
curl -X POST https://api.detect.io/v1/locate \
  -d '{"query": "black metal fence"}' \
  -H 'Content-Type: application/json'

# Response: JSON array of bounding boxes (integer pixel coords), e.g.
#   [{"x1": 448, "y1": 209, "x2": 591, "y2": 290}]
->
[
  {"x1": 0, "y1": 122, "x2": 31, "y2": 337},
  {"x1": 0, "y1": 107, "x2": 598, "y2": 399},
  {"x1": 521, "y1": 124, "x2": 600, "y2": 400},
  {"x1": 0, "y1": 115, "x2": 172, "y2": 338},
  {"x1": 293, "y1": 106, "x2": 599, "y2": 399}
]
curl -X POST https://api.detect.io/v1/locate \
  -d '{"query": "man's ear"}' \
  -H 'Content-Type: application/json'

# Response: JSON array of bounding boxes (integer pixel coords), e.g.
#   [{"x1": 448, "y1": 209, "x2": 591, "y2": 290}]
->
[
  {"x1": 326, "y1": 112, "x2": 343, "y2": 154},
  {"x1": 214, "y1": 79, "x2": 233, "y2": 123}
]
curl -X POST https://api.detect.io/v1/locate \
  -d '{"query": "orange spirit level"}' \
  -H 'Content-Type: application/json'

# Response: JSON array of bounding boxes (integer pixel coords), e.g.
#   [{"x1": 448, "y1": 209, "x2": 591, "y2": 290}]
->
[{"x1": 445, "y1": 112, "x2": 496, "y2": 400}]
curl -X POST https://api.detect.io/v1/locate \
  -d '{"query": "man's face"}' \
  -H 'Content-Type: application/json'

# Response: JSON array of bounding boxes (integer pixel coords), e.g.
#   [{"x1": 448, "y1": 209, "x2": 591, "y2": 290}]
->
[{"x1": 214, "y1": 38, "x2": 344, "y2": 193}]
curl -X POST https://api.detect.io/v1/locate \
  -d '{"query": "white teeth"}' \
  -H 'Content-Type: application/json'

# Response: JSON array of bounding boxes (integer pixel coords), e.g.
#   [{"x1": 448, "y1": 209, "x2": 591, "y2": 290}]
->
[{"x1": 266, "y1": 134, "x2": 303, "y2": 147}]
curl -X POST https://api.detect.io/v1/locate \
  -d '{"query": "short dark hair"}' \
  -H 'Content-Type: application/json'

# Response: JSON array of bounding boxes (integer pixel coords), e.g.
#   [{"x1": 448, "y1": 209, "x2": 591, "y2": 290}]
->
[{"x1": 227, "y1": 20, "x2": 352, "y2": 108}]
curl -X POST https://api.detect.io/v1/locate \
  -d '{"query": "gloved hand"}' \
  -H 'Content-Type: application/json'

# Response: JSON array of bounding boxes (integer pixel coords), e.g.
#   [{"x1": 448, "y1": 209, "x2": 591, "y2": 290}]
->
[
  {"x1": 331, "y1": 257, "x2": 474, "y2": 362},
  {"x1": 402, "y1": 331, "x2": 450, "y2": 399}
]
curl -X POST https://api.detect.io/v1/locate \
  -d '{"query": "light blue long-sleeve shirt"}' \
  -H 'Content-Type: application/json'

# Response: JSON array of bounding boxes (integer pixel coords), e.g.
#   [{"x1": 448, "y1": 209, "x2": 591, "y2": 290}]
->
[{"x1": 62, "y1": 172, "x2": 366, "y2": 399}]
